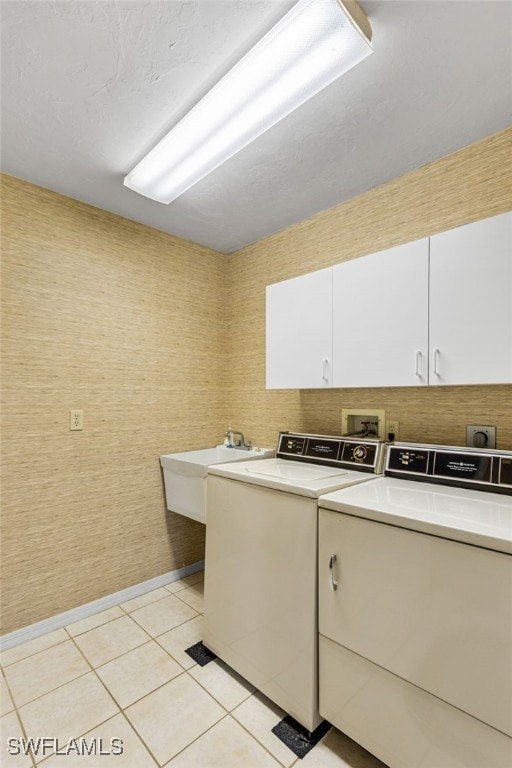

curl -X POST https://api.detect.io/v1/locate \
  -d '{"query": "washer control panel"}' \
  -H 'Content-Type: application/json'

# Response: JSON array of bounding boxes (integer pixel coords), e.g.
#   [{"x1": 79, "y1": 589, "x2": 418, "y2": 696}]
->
[
  {"x1": 277, "y1": 432, "x2": 385, "y2": 473},
  {"x1": 386, "y1": 442, "x2": 512, "y2": 494}
]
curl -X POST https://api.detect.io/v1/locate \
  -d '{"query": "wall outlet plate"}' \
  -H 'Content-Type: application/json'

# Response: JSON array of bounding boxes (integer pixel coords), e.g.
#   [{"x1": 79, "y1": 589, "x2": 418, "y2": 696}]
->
[
  {"x1": 70, "y1": 409, "x2": 84, "y2": 431},
  {"x1": 466, "y1": 424, "x2": 496, "y2": 449},
  {"x1": 385, "y1": 420, "x2": 399, "y2": 441},
  {"x1": 341, "y1": 408, "x2": 385, "y2": 440}
]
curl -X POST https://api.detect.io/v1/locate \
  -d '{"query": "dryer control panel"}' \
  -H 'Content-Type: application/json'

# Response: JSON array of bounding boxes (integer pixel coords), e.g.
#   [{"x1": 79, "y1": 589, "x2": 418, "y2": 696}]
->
[
  {"x1": 276, "y1": 432, "x2": 385, "y2": 473},
  {"x1": 386, "y1": 442, "x2": 512, "y2": 494}
]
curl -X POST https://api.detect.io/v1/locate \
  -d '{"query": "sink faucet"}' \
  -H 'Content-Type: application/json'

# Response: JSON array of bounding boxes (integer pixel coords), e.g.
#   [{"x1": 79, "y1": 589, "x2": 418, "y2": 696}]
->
[{"x1": 225, "y1": 429, "x2": 248, "y2": 448}]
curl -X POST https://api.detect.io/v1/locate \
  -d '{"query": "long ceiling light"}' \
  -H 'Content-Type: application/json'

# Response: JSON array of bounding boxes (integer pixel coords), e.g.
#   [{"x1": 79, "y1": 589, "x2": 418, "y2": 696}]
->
[{"x1": 124, "y1": 0, "x2": 372, "y2": 204}]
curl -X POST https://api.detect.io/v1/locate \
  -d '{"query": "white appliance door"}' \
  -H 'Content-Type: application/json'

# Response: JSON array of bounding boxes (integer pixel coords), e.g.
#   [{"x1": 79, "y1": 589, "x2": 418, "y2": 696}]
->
[{"x1": 318, "y1": 508, "x2": 512, "y2": 736}]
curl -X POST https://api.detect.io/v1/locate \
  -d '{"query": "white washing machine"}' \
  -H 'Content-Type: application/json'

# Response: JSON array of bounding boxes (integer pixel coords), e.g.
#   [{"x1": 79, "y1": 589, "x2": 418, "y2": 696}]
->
[
  {"x1": 318, "y1": 442, "x2": 512, "y2": 768},
  {"x1": 203, "y1": 431, "x2": 386, "y2": 732}
]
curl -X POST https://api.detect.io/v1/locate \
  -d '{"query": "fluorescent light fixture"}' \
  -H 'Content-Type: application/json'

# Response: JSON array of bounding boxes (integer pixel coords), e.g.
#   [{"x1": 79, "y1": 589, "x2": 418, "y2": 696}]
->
[{"x1": 124, "y1": 0, "x2": 372, "y2": 204}]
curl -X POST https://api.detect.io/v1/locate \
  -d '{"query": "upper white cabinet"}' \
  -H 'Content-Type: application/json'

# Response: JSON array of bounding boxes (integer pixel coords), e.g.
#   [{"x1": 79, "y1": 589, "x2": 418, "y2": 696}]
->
[
  {"x1": 265, "y1": 211, "x2": 511, "y2": 389},
  {"x1": 429, "y1": 211, "x2": 512, "y2": 385},
  {"x1": 266, "y1": 267, "x2": 332, "y2": 389},
  {"x1": 332, "y1": 239, "x2": 429, "y2": 387}
]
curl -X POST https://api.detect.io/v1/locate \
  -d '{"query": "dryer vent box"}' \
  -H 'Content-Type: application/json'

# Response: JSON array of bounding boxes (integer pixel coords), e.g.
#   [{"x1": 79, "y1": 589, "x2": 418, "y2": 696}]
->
[{"x1": 341, "y1": 409, "x2": 385, "y2": 440}]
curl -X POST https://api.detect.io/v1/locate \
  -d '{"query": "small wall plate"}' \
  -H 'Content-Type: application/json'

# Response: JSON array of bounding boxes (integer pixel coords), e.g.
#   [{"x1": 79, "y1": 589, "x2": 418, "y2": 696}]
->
[{"x1": 466, "y1": 425, "x2": 496, "y2": 449}]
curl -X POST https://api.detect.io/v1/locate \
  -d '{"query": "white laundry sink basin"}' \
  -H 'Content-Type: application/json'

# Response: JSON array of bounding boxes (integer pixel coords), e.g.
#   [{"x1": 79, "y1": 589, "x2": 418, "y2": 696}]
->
[{"x1": 160, "y1": 445, "x2": 274, "y2": 524}]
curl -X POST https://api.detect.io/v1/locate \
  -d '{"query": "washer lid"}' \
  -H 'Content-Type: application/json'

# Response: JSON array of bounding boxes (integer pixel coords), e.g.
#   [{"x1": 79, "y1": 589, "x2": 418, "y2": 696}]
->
[
  {"x1": 247, "y1": 463, "x2": 349, "y2": 481},
  {"x1": 208, "y1": 457, "x2": 377, "y2": 497}
]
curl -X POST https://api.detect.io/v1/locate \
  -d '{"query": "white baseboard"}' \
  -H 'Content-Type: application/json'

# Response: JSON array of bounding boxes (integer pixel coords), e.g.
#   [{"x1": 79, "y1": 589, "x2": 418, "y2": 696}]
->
[{"x1": 0, "y1": 560, "x2": 204, "y2": 652}]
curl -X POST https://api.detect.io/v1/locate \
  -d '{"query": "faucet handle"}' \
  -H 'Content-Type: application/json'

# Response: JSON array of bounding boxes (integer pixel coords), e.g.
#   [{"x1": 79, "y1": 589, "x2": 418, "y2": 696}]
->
[{"x1": 227, "y1": 430, "x2": 244, "y2": 447}]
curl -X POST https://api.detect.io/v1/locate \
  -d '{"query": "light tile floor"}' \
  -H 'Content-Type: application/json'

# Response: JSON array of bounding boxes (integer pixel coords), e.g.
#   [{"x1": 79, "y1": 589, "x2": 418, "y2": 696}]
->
[{"x1": 0, "y1": 572, "x2": 387, "y2": 767}]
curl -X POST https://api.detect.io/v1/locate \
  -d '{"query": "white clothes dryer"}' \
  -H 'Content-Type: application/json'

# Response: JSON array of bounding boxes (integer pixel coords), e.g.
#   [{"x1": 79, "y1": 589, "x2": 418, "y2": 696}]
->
[{"x1": 318, "y1": 442, "x2": 512, "y2": 768}]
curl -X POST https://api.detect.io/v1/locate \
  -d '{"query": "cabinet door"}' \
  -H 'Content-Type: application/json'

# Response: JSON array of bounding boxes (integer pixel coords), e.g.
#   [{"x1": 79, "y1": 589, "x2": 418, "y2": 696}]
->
[
  {"x1": 332, "y1": 239, "x2": 429, "y2": 387},
  {"x1": 429, "y1": 211, "x2": 512, "y2": 385},
  {"x1": 266, "y1": 267, "x2": 332, "y2": 389}
]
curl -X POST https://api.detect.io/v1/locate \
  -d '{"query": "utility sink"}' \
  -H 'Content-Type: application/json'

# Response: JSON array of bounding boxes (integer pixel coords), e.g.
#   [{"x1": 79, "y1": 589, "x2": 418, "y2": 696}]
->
[{"x1": 160, "y1": 445, "x2": 274, "y2": 524}]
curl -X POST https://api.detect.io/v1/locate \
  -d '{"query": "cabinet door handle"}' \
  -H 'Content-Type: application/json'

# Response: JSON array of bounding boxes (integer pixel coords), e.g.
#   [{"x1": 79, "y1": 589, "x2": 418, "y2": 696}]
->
[
  {"x1": 329, "y1": 554, "x2": 338, "y2": 591},
  {"x1": 415, "y1": 350, "x2": 421, "y2": 377},
  {"x1": 433, "y1": 347, "x2": 440, "y2": 376},
  {"x1": 322, "y1": 358, "x2": 329, "y2": 383}
]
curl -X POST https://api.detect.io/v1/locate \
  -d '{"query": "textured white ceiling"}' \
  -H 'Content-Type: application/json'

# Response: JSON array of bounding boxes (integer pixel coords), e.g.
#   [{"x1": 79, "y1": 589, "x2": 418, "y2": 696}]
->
[{"x1": 2, "y1": 1, "x2": 511, "y2": 253}]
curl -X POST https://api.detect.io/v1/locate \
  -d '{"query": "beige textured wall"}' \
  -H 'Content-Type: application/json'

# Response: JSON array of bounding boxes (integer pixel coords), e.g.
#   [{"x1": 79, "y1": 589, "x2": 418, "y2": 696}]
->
[
  {"x1": 1, "y1": 175, "x2": 228, "y2": 634},
  {"x1": 2, "y1": 128, "x2": 511, "y2": 635},
  {"x1": 227, "y1": 127, "x2": 512, "y2": 451}
]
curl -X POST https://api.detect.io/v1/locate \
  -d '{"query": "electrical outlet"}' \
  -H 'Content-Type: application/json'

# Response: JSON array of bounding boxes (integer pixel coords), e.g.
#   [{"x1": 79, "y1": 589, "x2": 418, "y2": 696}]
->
[
  {"x1": 385, "y1": 420, "x2": 399, "y2": 441},
  {"x1": 466, "y1": 424, "x2": 495, "y2": 449},
  {"x1": 70, "y1": 409, "x2": 84, "y2": 431}
]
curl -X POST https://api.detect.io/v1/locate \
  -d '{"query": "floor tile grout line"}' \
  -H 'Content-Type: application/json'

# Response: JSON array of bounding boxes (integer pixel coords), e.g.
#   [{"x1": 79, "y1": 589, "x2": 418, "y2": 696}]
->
[
  {"x1": 1, "y1": 636, "x2": 71, "y2": 669},
  {"x1": 1, "y1": 669, "x2": 38, "y2": 768},
  {"x1": 32, "y1": 710, "x2": 133, "y2": 767},
  {"x1": 159, "y1": 711, "x2": 231, "y2": 767},
  {"x1": 187, "y1": 663, "x2": 254, "y2": 716},
  {"x1": 156, "y1": 636, "x2": 198, "y2": 668},
  {"x1": 115, "y1": 708, "x2": 160, "y2": 768},
  {"x1": 67, "y1": 633, "x2": 168, "y2": 765},
  {"x1": 164, "y1": 574, "x2": 204, "y2": 594},
  {"x1": 62, "y1": 584, "x2": 203, "y2": 645},
  {"x1": 22, "y1": 636, "x2": 126, "y2": 765},
  {"x1": 68, "y1": 623, "x2": 223, "y2": 764},
  {"x1": 5, "y1": 613, "x2": 200, "y2": 712},
  {"x1": 162, "y1": 666, "x2": 288, "y2": 766},
  {"x1": 159, "y1": 710, "x2": 289, "y2": 768},
  {"x1": 94, "y1": 653, "x2": 188, "y2": 710},
  {"x1": 1, "y1": 611, "x2": 129, "y2": 667},
  {"x1": 230, "y1": 708, "x2": 298, "y2": 768},
  {"x1": 117, "y1": 585, "x2": 179, "y2": 614},
  {"x1": 151, "y1": 611, "x2": 203, "y2": 649},
  {"x1": 4, "y1": 612, "x2": 119, "y2": 655},
  {"x1": 171, "y1": 591, "x2": 204, "y2": 613},
  {"x1": 127, "y1": 601, "x2": 200, "y2": 639},
  {"x1": 64, "y1": 611, "x2": 131, "y2": 640},
  {"x1": 131, "y1": 589, "x2": 201, "y2": 615},
  {"x1": 6, "y1": 668, "x2": 93, "y2": 712},
  {"x1": 66, "y1": 625, "x2": 153, "y2": 667},
  {"x1": 115, "y1": 668, "x2": 215, "y2": 767},
  {"x1": 163, "y1": 583, "x2": 191, "y2": 595},
  {"x1": 114, "y1": 666, "x2": 238, "y2": 766},
  {"x1": 92, "y1": 637, "x2": 163, "y2": 672}
]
